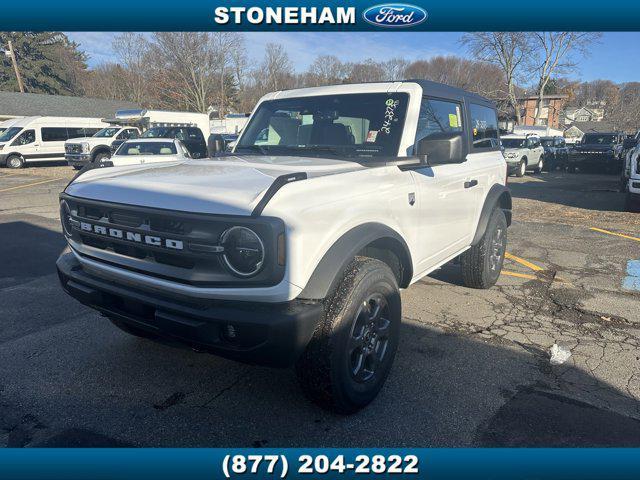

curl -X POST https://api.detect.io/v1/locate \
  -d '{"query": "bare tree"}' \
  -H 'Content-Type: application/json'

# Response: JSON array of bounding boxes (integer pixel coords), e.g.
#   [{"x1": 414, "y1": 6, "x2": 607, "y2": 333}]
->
[
  {"x1": 462, "y1": 33, "x2": 531, "y2": 124},
  {"x1": 112, "y1": 33, "x2": 150, "y2": 105},
  {"x1": 529, "y1": 32, "x2": 600, "y2": 124},
  {"x1": 261, "y1": 43, "x2": 294, "y2": 91},
  {"x1": 345, "y1": 59, "x2": 386, "y2": 83},
  {"x1": 306, "y1": 55, "x2": 347, "y2": 86}
]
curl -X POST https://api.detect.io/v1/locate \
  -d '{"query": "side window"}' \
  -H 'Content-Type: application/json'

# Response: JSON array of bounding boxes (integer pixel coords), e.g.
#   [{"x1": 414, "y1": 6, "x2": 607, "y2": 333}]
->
[
  {"x1": 127, "y1": 129, "x2": 139, "y2": 139},
  {"x1": 84, "y1": 128, "x2": 101, "y2": 136},
  {"x1": 116, "y1": 129, "x2": 129, "y2": 140},
  {"x1": 415, "y1": 98, "x2": 463, "y2": 144},
  {"x1": 67, "y1": 127, "x2": 90, "y2": 139},
  {"x1": 187, "y1": 128, "x2": 205, "y2": 141},
  {"x1": 11, "y1": 129, "x2": 35, "y2": 146},
  {"x1": 470, "y1": 104, "x2": 499, "y2": 149},
  {"x1": 41, "y1": 127, "x2": 69, "y2": 142}
]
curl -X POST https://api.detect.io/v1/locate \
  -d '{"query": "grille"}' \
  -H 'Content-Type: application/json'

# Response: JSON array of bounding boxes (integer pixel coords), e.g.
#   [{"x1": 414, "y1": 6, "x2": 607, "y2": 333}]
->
[{"x1": 66, "y1": 144, "x2": 83, "y2": 154}]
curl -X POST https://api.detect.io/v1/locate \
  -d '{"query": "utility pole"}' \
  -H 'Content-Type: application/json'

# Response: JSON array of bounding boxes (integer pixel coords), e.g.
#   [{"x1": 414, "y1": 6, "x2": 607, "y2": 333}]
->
[{"x1": 6, "y1": 41, "x2": 25, "y2": 93}]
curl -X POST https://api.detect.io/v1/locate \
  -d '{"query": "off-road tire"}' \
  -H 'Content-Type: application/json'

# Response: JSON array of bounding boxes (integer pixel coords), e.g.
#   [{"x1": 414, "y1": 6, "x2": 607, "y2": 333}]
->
[
  {"x1": 533, "y1": 156, "x2": 544, "y2": 174},
  {"x1": 295, "y1": 257, "x2": 401, "y2": 414},
  {"x1": 6, "y1": 155, "x2": 24, "y2": 169},
  {"x1": 516, "y1": 159, "x2": 526, "y2": 177},
  {"x1": 108, "y1": 317, "x2": 158, "y2": 340},
  {"x1": 461, "y1": 208, "x2": 507, "y2": 289}
]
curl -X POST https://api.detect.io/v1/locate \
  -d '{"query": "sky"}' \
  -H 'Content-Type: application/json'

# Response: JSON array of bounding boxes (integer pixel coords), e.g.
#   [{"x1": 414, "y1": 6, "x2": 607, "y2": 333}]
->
[{"x1": 65, "y1": 32, "x2": 640, "y2": 84}]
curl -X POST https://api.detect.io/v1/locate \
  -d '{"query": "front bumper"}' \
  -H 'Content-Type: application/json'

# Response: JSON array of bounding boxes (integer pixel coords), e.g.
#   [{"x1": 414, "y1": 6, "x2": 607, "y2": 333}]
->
[
  {"x1": 629, "y1": 178, "x2": 640, "y2": 195},
  {"x1": 568, "y1": 153, "x2": 620, "y2": 169},
  {"x1": 57, "y1": 251, "x2": 323, "y2": 367},
  {"x1": 65, "y1": 153, "x2": 91, "y2": 167}
]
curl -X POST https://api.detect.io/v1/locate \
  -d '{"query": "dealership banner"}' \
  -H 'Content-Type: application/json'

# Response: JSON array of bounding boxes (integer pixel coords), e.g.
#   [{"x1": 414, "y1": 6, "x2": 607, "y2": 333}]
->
[
  {"x1": 0, "y1": 449, "x2": 639, "y2": 479},
  {"x1": 2, "y1": 0, "x2": 640, "y2": 30}
]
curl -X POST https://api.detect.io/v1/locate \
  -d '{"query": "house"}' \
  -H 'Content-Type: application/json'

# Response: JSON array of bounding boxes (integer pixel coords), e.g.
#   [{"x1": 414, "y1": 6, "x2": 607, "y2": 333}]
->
[
  {"x1": 562, "y1": 106, "x2": 605, "y2": 125},
  {"x1": 0, "y1": 91, "x2": 140, "y2": 121},
  {"x1": 564, "y1": 121, "x2": 617, "y2": 142},
  {"x1": 517, "y1": 94, "x2": 569, "y2": 129}
]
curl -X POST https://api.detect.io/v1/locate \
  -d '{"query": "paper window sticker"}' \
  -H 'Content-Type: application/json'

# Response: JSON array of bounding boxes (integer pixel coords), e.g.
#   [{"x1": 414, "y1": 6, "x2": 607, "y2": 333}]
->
[
  {"x1": 366, "y1": 130, "x2": 379, "y2": 142},
  {"x1": 449, "y1": 114, "x2": 459, "y2": 128}
]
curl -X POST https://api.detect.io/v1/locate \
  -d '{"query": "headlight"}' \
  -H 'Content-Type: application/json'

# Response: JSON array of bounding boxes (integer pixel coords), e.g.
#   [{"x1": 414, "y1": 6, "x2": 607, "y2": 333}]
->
[
  {"x1": 81, "y1": 142, "x2": 90, "y2": 153},
  {"x1": 506, "y1": 152, "x2": 516, "y2": 158},
  {"x1": 60, "y1": 200, "x2": 73, "y2": 236},
  {"x1": 220, "y1": 226, "x2": 265, "y2": 277}
]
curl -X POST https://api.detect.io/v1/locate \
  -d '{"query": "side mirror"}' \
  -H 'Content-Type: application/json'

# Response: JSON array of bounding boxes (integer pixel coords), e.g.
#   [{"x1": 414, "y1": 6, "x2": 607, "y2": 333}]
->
[
  {"x1": 416, "y1": 132, "x2": 467, "y2": 166},
  {"x1": 208, "y1": 134, "x2": 226, "y2": 157}
]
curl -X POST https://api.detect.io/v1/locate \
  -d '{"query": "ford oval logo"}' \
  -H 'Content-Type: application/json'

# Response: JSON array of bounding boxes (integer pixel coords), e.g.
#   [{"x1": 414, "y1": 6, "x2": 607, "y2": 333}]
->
[{"x1": 363, "y1": 4, "x2": 428, "y2": 28}]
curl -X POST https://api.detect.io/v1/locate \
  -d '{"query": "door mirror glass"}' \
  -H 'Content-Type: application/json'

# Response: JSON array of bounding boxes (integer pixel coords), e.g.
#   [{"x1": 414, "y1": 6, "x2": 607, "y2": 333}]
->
[
  {"x1": 416, "y1": 132, "x2": 467, "y2": 166},
  {"x1": 208, "y1": 134, "x2": 226, "y2": 157}
]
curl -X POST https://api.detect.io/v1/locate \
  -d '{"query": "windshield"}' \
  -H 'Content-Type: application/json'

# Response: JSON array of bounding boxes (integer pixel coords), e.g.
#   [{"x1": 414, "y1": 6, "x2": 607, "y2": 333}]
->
[
  {"x1": 502, "y1": 138, "x2": 526, "y2": 148},
  {"x1": 236, "y1": 93, "x2": 409, "y2": 159},
  {"x1": 0, "y1": 127, "x2": 22, "y2": 143},
  {"x1": 541, "y1": 138, "x2": 555, "y2": 147},
  {"x1": 582, "y1": 134, "x2": 616, "y2": 145},
  {"x1": 94, "y1": 127, "x2": 121, "y2": 138},
  {"x1": 115, "y1": 141, "x2": 177, "y2": 156}
]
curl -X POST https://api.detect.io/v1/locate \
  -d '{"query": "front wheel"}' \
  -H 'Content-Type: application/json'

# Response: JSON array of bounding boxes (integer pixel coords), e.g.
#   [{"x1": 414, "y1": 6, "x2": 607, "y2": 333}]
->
[
  {"x1": 296, "y1": 257, "x2": 401, "y2": 413},
  {"x1": 461, "y1": 208, "x2": 507, "y2": 289},
  {"x1": 516, "y1": 159, "x2": 526, "y2": 177},
  {"x1": 6, "y1": 155, "x2": 24, "y2": 169},
  {"x1": 626, "y1": 193, "x2": 640, "y2": 213}
]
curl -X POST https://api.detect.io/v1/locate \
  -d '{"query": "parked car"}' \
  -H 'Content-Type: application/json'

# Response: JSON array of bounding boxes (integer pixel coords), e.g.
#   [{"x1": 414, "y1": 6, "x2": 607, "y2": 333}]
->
[
  {"x1": 142, "y1": 126, "x2": 208, "y2": 159},
  {"x1": 624, "y1": 143, "x2": 640, "y2": 212},
  {"x1": 65, "y1": 126, "x2": 141, "y2": 170},
  {"x1": 568, "y1": 132, "x2": 625, "y2": 174},
  {"x1": 108, "y1": 139, "x2": 190, "y2": 167},
  {"x1": 0, "y1": 116, "x2": 104, "y2": 168},
  {"x1": 57, "y1": 80, "x2": 511, "y2": 413},
  {"x1": 540, "y1": 136, "x2": 570, "y2": 171},
  {"x1": 501, "y1": 134, "x2": 545, "y2": 177}
]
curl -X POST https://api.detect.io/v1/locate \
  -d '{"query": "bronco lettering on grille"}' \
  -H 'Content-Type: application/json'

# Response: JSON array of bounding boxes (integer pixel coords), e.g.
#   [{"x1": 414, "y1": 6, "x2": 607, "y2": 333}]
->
[{"x1": 79, "y1": 221, "x2": 183, "y2": 250}]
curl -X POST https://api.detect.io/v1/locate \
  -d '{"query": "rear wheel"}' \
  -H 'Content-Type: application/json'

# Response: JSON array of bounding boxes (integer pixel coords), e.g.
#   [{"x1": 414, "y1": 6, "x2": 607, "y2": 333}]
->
[
  {"x1": 6, "y1": 155, "x2": 24, "y2": 169},
  {"x1": 516, "y1": 159, "x2": 526, "y2": 177},
  {"x1": 296, "y1": 257, "x2": 401, "y2": 413},
  {"x1": 461, "y1": 208, "x2": 507, "y2": 289},
  {"x1": 533, "y1": 156, "x2": 544, "y2": 174}
]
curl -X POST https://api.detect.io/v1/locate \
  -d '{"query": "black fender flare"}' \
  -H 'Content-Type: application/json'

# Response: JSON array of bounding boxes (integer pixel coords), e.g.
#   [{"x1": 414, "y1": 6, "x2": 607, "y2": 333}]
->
[
  {"x1": 298, "y1": 223, "x2": 413, "y2": 300},
  {"x1": 471, "y1": 184, "x2": 512, "y2": 245},
  {"x1": 90, "y1": 145, "x2": 112, "y2": 161}
]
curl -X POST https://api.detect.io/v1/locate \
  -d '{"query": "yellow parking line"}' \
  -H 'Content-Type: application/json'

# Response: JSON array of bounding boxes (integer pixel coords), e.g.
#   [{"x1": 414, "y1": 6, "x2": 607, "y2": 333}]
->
[
  {"x1": 504, "y1": 252, "x2": 544, "y2": 271},
  {"x1": 0, "y1": 177, "x2": 60, "y2": 193},
  {"x1": 501, "y1": 270, "x2": 538, "y2": 280},
  {"x1": 590, "y1": 227, "x2": 640, "y2": 243}
]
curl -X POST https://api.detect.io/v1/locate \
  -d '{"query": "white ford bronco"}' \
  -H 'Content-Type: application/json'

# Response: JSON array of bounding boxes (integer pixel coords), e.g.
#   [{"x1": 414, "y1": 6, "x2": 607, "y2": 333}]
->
[
  {"x1": 501, "y1": 134, "x2": 545, "y2": 177},
  {"x1": 57, "y1": 81, "x2": 511, "y2": 413}
]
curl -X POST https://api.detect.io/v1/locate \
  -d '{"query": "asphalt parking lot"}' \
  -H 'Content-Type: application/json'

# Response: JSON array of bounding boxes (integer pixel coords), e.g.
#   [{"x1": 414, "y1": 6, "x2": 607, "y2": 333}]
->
[{"x1": 1, "y1": 164, "x2": 639, "y2": 447}]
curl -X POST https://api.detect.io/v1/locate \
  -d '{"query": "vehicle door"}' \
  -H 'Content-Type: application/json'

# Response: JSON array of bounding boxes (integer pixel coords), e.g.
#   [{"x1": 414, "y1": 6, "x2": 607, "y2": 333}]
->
[
  {"x1": 10, "y1": 129, "x2": 37, "y2": 160},
  {"x1": 526, "y1": 137, "x2": 542, "y2": 165},
  {"x1": 39, "y1": 127, "x2": 68, "y2": 160},
  {"x1": 410, "y1": 96, "x2": 480, "y2": 271}
]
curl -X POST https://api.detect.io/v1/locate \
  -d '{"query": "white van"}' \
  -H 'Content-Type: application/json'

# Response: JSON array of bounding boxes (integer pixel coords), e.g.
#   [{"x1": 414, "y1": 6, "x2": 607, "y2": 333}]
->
[{"x1": 0, "y1": 116, "x2": 105, "y2": 168}]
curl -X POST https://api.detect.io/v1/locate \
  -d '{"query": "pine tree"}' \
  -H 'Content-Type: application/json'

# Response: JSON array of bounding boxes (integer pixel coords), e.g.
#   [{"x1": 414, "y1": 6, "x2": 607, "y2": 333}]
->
[{"x1": 0, "y1": 32, "x2": 88, "y2": 95}]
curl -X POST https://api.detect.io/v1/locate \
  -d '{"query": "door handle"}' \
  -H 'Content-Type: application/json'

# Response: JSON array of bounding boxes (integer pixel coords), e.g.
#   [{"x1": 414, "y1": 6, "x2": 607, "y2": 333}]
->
[{"x1": 464, "y1": 179, "x2": 478, "y2": 189}]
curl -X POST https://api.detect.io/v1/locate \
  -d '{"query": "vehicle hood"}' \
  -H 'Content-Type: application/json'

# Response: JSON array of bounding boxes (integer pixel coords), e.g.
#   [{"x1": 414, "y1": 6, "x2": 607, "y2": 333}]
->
[
  {"x1": 64, "y1": 155, "x2": 366, "y2": 216},
  {"x1": 65, "y1": 137, "x2": 95, "y2": 144}
]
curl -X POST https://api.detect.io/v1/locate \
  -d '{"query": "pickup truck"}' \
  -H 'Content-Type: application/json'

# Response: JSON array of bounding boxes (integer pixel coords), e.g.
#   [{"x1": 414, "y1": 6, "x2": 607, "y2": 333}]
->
[
  {"x1": 57, "y1": 80, "x2": 511, "y2": 412},
  {"x1": 65, "y1": 126, "x2": 140, "y2": 169}
]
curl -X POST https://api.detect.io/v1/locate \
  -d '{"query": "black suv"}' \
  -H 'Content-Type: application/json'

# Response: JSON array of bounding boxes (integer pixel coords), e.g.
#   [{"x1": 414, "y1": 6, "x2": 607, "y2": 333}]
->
[
  {"x1": 540, "y1": 136, "x2": 570, "y2": 171},
  {"x1": 568, "y1": 132, "x2": 625, "y2": 174},
  {"x1": 142, "y1": 126, "x2": 208, "y2": 159}
]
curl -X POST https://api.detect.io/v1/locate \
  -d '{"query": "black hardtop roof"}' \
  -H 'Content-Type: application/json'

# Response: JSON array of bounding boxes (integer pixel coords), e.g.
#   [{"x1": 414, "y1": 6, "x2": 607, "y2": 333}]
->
[{"x1": 404, "y1": 79, "x2": 495, "y2": 107}]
